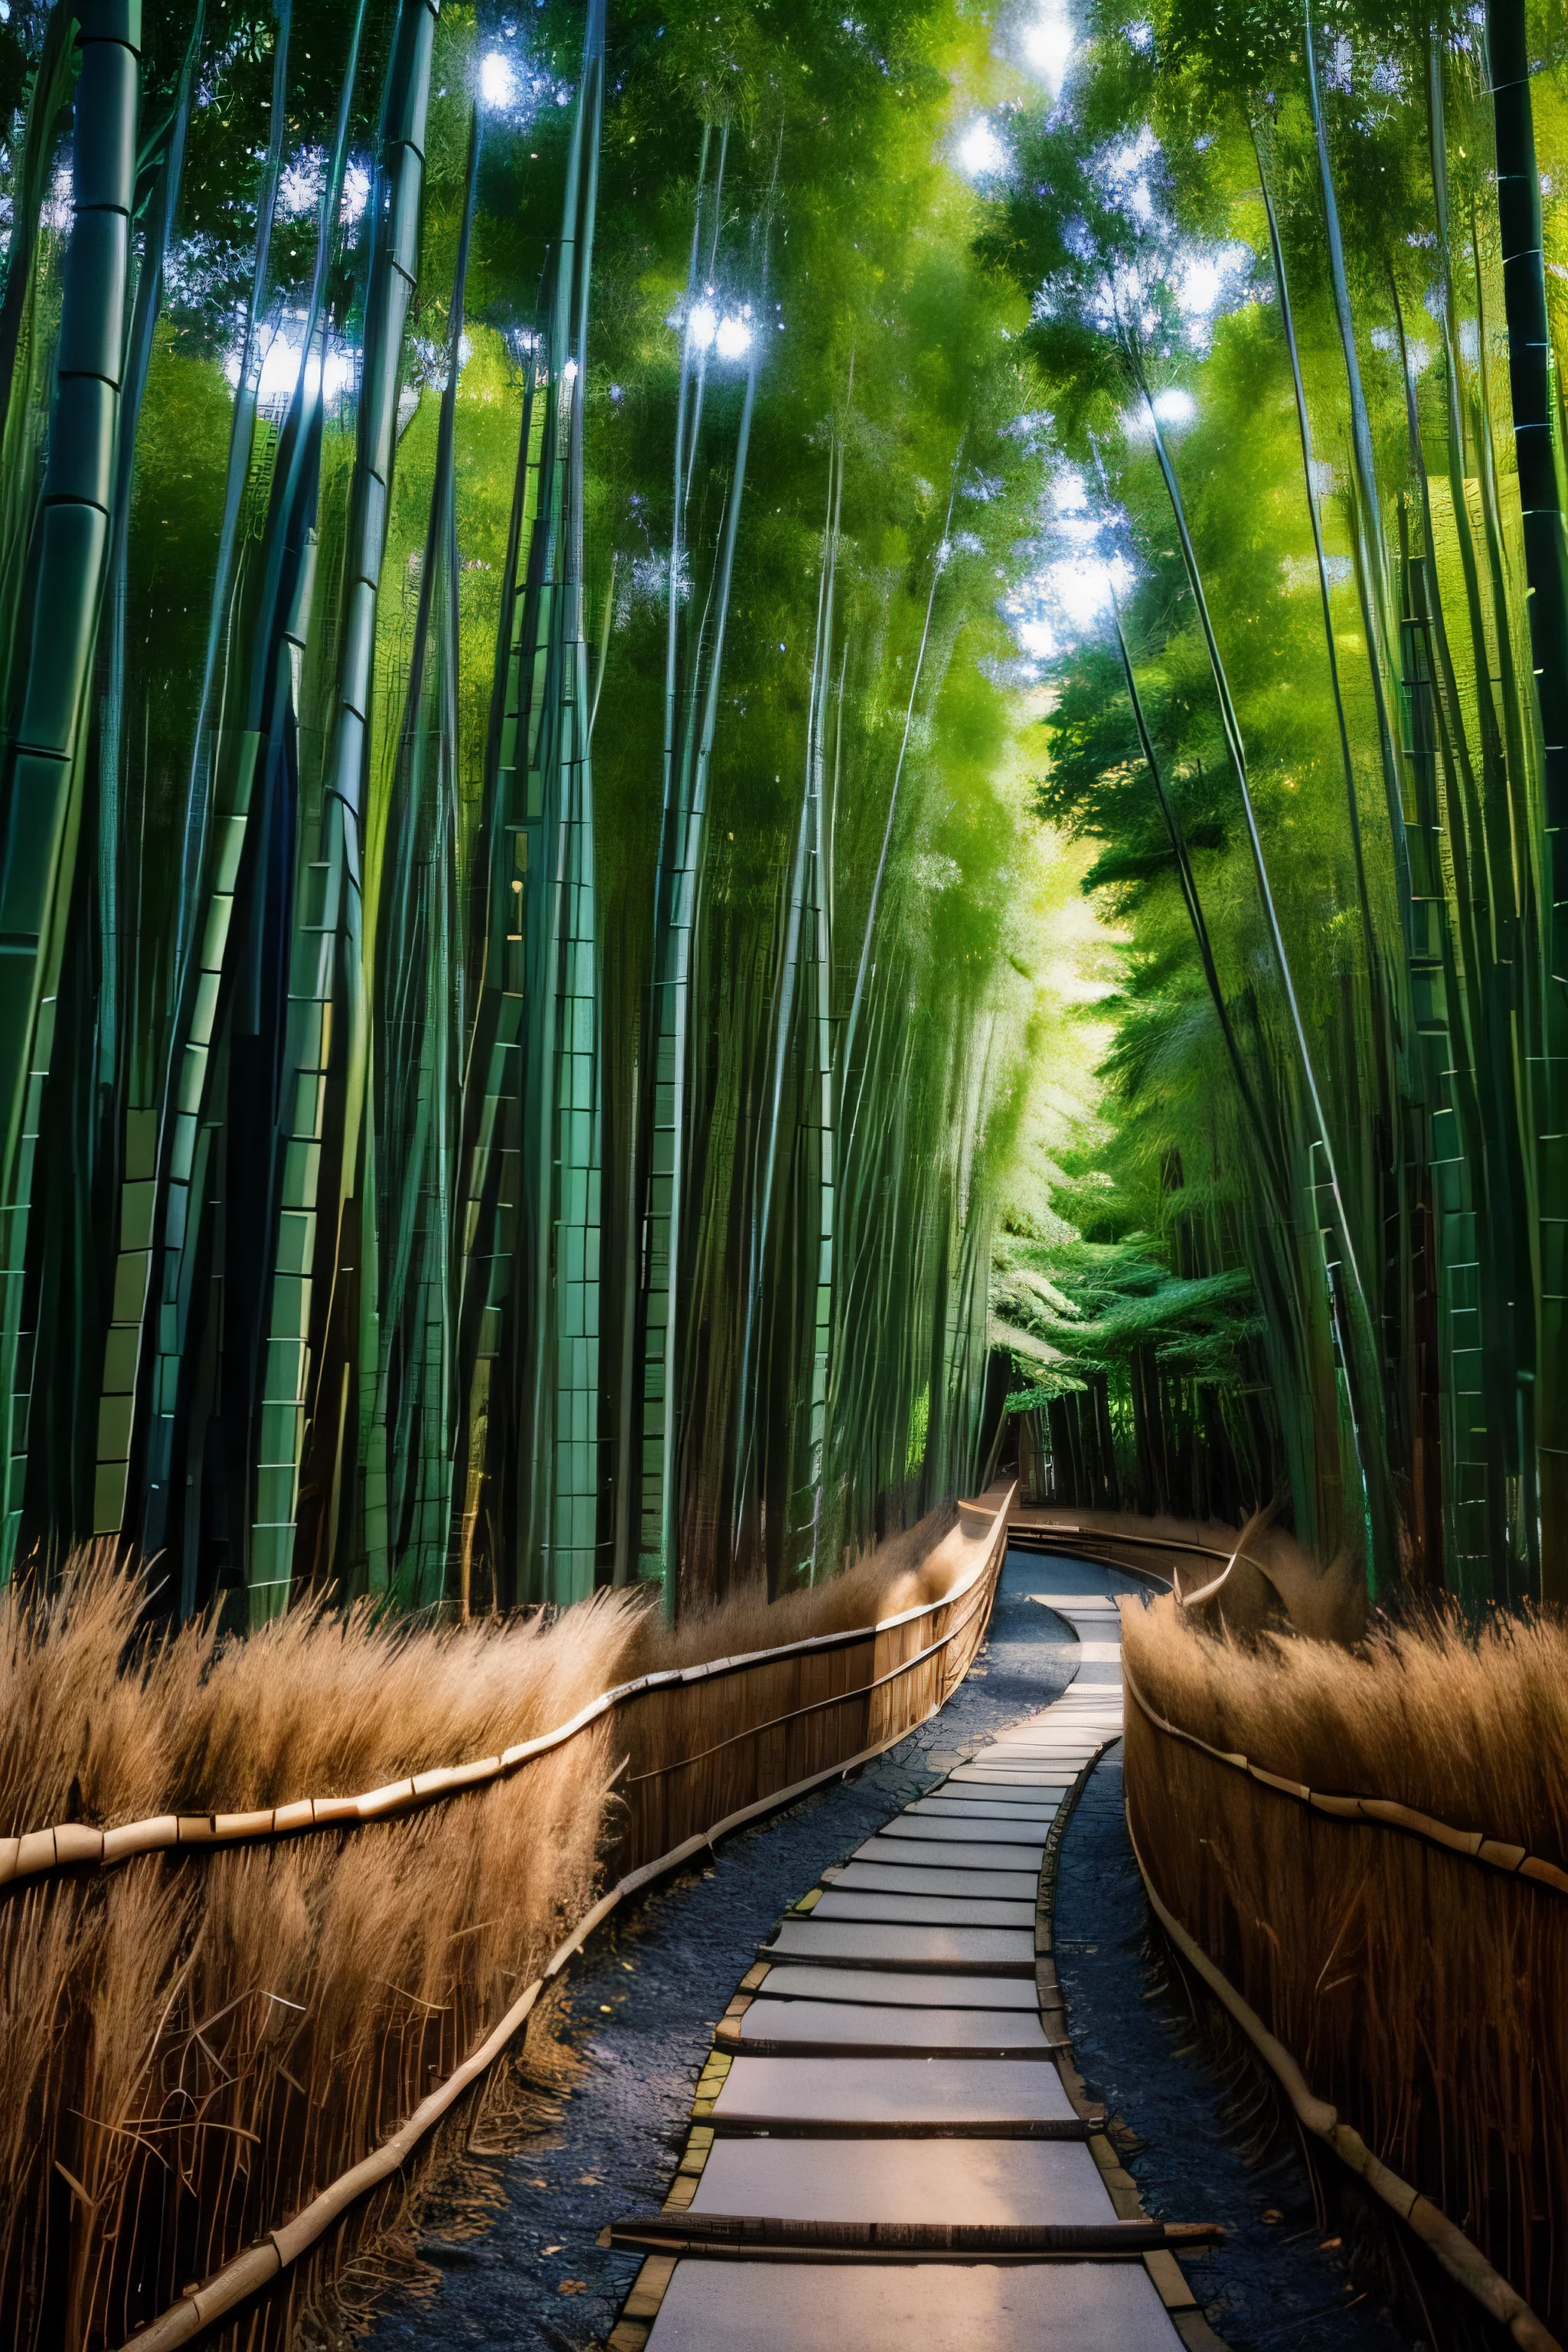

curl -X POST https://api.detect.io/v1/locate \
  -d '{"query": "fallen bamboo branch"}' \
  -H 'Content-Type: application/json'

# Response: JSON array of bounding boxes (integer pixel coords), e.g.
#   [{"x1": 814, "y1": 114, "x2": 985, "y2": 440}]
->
[
  {"x1": 1122, "y1": 1647, "x2": 1568, "y2": 1895},
  {"x1": 600, "y1": 2215, "x2": 1224, "y2": 2256},
  {"x1": 2, "y1": 1491, "x2": 1010, "y2": 1893},
  {"x1": 1125, "y1": 1805, "x2": 1562, "y2": 2352}
]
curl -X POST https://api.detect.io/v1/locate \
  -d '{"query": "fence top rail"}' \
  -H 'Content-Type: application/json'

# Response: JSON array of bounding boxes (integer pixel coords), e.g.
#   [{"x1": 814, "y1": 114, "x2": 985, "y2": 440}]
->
[
  {"x1": 0, "y1": 1486, "x2": 1014, "y2": 1893},
  {"x1": 1123, "y1": 1642, "x2": 1568, "y2": 1898}
]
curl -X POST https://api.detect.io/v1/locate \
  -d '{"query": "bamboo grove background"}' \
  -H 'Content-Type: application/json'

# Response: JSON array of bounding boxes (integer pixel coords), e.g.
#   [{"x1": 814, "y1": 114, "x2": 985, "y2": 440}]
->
[
  {"x1": 5, "y1": 0, "x2": 1568, "y2": 1621},
  {"x1": 984, "y1": 0, "x2": 1568, "y2": 1607},
  {"x1": 0, "y1": 0, "x2": 1079, "y2": 1623}
]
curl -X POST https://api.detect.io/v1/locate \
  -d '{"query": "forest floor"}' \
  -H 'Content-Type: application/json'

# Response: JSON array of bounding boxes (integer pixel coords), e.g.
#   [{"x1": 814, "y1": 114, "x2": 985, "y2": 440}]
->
[{"x1": 358, "y1": 1551, "x2": 1411, "y2": 2352}]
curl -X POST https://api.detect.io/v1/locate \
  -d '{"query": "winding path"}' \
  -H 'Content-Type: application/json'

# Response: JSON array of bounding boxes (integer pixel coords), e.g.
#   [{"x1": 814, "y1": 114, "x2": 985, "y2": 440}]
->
[{"x1": 600, "y1": 1545, "x2": 1224, "y2": 2352}]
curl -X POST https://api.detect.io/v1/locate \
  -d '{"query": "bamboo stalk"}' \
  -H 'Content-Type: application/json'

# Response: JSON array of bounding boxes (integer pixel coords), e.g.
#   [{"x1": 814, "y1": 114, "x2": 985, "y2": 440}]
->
[
  {"x1": 243, "y1": 0, "x2": 435, "y2": 1624},
  {"x1": 0, "y1": 0, "x2": 142, "y2": 1571},
  {"x1": 639, "y1": 214, "x2": 762, "y2": 1600},
  {"x1": 84, "y1": 0, "x2": 207, "y2": 1547},
  {"x1": 136, "y1": 0, "x2": 367, "y2": 1600},
  {"x1": 518, "y1": 0, "x2": 608, "y2": 1606},
  {"x1": 1131, "y1": 361, "x2": 1395, "y2": 1584}
]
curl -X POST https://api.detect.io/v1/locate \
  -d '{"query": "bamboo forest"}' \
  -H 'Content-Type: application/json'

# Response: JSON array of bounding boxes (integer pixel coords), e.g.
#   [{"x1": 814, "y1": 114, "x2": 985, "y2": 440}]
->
[{"x1": 4, "y1": 0, "x2": 1568, "y2": 2348}]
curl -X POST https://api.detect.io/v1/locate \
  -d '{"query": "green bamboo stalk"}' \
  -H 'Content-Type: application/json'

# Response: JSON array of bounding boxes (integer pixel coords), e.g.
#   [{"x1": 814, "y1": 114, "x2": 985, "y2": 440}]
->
[
  {"x1": 1390, "y1": 270, "x2": 1537, "y2": 1599},
  {"x1": 244, "y1": 0, "x2": 436, "y2": 1622},
  {"x1": 0, "y1": 0, "x2": 142, "y2": 1573},
  {"x1": 639, "y1": 320, "x2": 760, "y2": 1598},
  {"x1": 1484, "y1": 0, "x2": 1568, "y2": 1592},
  {"x1": 139, "y1": 1, "x2": 364, "y2": 1592},
  {"x1": 1133, "y1": 361, "x2": 1396, "y2": 1585},
  {"x1": 1301, "y1": 0, "x2": 1413, "y2": 931},
  {"x1": 453, "y1": 21, "x2": 611, "y2": 1612},
  {"x1": 520, "y1": 0, "x2": 606, "y2": 1606},
  {"x1": 840, "y1": 456, "x2": 960, "y2": 1096},
  {"x1": 1400, "y1": 534, "x2": 1499, "y2": 1599},
  {"x1": 1488, "y1": 0, "x2": 1568, "y2": 965},
  {"x1": 452, "y1": 346, "x2": 544, "y2": 1611},
  {"x1": 0, "y1": 2, "x2": 77, "y2": 467},
  {"x1": 367, "y1": 107, "x2": 482, "y2": 1610},
  {"x1": 631, "y1": 132, "x2": 717, "y2": 1594},
  {"x1": 799, "y1": 435, "x2": 844, "y2": 1577},
  {"x1": 22, "y1": 0, "x2": 208, "y2": 1556},
  {"x1": 1259, "y1": 106, "x2": 1420, "y2": 1582},
  {"x1": 1253, "y1": 130, "x2": 1396, "y2": 1054},
  {"x1": 80, "y1": 0, "x2": 207, "y2": 1550},
  {"x1": 730, "y1": 612, "x2": 818, "y2": 1559},
  {"x1": 173, "y1": 0, "x2": 294, "y2": 993}
]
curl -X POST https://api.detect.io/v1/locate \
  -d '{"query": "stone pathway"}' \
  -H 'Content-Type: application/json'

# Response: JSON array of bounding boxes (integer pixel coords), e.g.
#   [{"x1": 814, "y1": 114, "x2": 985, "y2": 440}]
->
[{"x1": 602, "y1": 1550, "x2": 1224, "y2": 2352}]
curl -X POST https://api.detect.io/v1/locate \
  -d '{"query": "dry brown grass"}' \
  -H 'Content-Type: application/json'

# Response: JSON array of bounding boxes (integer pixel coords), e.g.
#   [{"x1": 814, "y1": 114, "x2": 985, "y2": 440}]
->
[
  {"x1": 0, "y1": 1547, "x2": 641, "y2": 1832},
  {"x1": 0, "y1": 1503, "x2": 970, "y2": 2352},
  {"x1": 1123, "y1": 1589, "x2": 1568, "y2": 1863},
  {"x1": 1123, "y1": 1594, "x2": 1568, "y2": 2334}
]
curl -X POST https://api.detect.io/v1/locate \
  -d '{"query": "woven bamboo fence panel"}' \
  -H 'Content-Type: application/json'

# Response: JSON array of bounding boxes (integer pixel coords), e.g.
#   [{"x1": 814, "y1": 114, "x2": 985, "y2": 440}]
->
[
  {"x1": 1124, "y1": 1677, "x2": 1568, "y2": 2340},
  {"x1": 2, "y1": 1490, "x2": 1010, "y2": 2352},
  {"x1": 614, "y1": 1493, "x2": 1004, "y2": 1870}
]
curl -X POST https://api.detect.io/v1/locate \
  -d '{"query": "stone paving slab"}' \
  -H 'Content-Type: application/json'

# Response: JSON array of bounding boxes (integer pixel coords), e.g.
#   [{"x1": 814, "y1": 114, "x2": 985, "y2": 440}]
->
[
  {"x1": 1026, "y1": 1595, "x2": 1125, "y2": 1612},
  {"x1": 946, "y1": 1773, "x2": 1086, "y2": 1792},
  {"x1": 907, "y1": 1797, "x2": 1067, "y2": 1815},
  {"x1": 833, "y1": 1860, "x2": 1039, "y2": 1900},
  {"x1": 710, "y1": 2053, "x2": 1077, "y2": 2127},
  {"x1": 963, "y1": 1736, "x2": 1109, "y2": 1752},
  {"x1": 754, "y1": 1964, "x2": 1041, "y2": 2009},
  {"x1": 962, "y1": 1738, "x2": 1110, "y2": 1755},
  {"x1": 644, "y1": 2258, "x2": 1184, "y2": 2352},
  {"x1": 990, "y1": 1722, "x2": 1120, "y2": 1735},
  {"x1": 991, "y1": 1722, "x2": 1119, "y2": 1737},
  {"x1": 991, "y1": 1718, "x2": 1120, "y2": 1737},
  {"x1": 855, "y1": 1831, "x2": 1047, "y2": 1867},
  {"x1": 689, "y1": 2135, "x2": 1117, "y2": 2223},
  {"x1": 1018, "y1": 1641, "x2": 1124, "y2": 1664},
  {"x1": 906, "y1": 1798, "x2": 1060, "y2": 1822},
  {"x1": 736, "y1": 1998, "x2": 1056, "y2": 2050},
  {"x1": 874, "y1": 1811, "x2": 1056, "y2": 1840},
  {"x1": 763, "y1": 1920, "x2": 1037, "y2": 1972},
  {"x1": 859, "y1": 1828, "x2": 1048, "y2": 1863},
  {"x1": 812, "y1": 1890, "x2": 1036, "y2": 1929},
  {"x1": 940, "y1": 1769, "x2": 1072, "y2": 1787}
]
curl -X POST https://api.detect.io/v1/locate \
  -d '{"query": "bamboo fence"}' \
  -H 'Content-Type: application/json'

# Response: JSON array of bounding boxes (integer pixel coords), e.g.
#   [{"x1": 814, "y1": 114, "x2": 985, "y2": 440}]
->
[
  {"x1": 3, "y1": 1493, "x2": 1007, "y2": 1898},
  {"x1": 1122, "y1": 1619, "x2": 1568, "y2": 2348},
  {"x1": 8, "y1": 1488, "x2": 1008, "y2": 2352}
]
